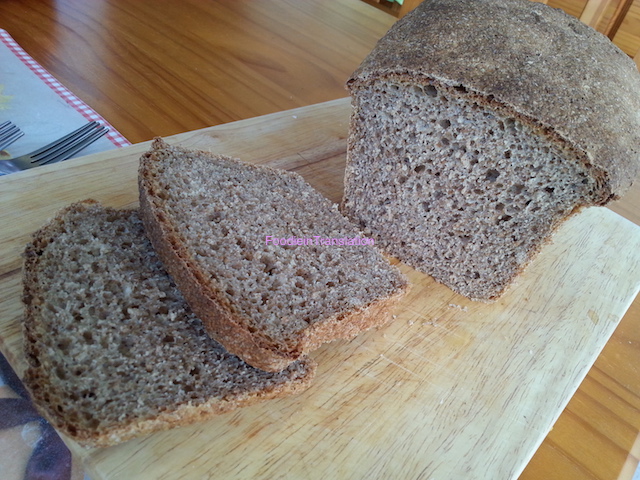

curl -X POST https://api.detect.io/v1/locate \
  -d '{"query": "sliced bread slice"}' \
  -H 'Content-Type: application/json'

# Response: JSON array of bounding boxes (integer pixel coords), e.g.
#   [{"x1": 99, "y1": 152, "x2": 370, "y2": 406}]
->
[
  {"x1": 138, "y1": 139, "x2": 409, "y2": 372},
  {"x1": 22, "y1": 201, "x2": 316, "y2": 447},
  {"x1": 341, "y1": 0, "x2": 640, "y2": 301}
]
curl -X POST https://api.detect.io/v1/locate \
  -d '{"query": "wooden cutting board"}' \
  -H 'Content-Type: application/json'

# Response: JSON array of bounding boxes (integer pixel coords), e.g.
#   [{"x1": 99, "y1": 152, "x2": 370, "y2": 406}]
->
[{"x1": 1, "y1": 98, "x2": 639, "y2": 480}]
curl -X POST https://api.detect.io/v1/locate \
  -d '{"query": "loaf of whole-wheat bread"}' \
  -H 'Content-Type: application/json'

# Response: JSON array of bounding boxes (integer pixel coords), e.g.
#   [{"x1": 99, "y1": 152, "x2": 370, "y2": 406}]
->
[
  {"x1": 139, "y1": 139, "x2": 409, "y2": 372},
  {"x1": 21, "y1": 201, "x2": 316, "y2": 447},
  {"x1": 340, "y1": 0, "x2": 640, "y2": 301}
]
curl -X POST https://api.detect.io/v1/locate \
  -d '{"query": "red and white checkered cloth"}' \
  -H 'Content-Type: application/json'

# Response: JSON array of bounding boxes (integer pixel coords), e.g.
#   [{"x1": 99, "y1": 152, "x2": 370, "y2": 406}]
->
[{"x1": 0, "y1": 28, "x2": 130, "y2": 149}]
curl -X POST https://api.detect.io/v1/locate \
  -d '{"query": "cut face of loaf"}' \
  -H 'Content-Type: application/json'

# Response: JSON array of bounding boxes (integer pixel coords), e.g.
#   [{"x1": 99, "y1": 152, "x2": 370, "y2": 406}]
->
[
  {"x1": 341, "y1": 0, "x2": 640, "y2": 301},
  {"x1": 342, "y1": 80, "x2": 601, "y2": 300},
  {"x1": 138, "y1": 139, "x2": 409, "y2": 371},
  {"x1": 21, "y1": 201, "x2": 316, "y2": 447}
]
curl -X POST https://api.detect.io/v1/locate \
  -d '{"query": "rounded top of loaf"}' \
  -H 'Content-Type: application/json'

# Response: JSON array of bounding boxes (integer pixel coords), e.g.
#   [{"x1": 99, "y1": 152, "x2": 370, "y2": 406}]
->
[{"x1": 348, "y1": 0, "x2": 640, "y2": 198}]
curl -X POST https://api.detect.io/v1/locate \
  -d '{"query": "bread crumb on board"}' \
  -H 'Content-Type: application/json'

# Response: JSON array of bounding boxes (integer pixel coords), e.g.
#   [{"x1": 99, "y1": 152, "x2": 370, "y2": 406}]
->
[{"x1": 448, "y1": 304, "x2": 468, "y2": 312}]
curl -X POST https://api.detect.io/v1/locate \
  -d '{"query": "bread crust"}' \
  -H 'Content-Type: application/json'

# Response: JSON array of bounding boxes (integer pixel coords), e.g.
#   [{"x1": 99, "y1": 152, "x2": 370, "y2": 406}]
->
[
  {"x1": 21, "y1": 201, "x2": 316, "y2": 447},
  {"x1": 23, "y1": 364, "x2": 314, "y2": 448},
  {"x1": 347, "y1": 0, "x2": 640, "y2": 200},
  {"x1": 139, "y1": 139, "x2": 409, "y2": 372}
]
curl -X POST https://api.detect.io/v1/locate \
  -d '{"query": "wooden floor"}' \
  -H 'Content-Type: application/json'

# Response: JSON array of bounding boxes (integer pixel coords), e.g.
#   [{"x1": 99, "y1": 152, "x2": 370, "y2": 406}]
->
[{"x1": 0, "y1": 1, "x2": 638, "y2": 479}]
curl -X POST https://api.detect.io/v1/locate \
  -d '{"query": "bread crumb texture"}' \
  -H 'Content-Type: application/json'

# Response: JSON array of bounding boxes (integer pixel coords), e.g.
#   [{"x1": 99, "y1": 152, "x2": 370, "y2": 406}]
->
[
  {"x1": 139, "y1": 140, "x2": 408, "y2": 363},
  {"x1": 21, "y1": 201, "x2": 315, "y2": 447},
  {"x1": 343, "y1": 80, "x2": 597, "y2": 300}
]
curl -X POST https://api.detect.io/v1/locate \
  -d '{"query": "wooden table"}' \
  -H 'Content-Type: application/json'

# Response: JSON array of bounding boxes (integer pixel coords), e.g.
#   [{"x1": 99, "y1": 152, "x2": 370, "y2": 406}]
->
[{"x1": 0, "y1": 1, "x2": 639, "y2": 478}]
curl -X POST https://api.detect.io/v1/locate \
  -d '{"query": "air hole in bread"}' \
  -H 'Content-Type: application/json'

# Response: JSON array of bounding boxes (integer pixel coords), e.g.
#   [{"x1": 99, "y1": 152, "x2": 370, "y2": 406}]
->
[
  {"x1": 208, "y1": 211, "x2": 224, "y2": 222},
  {"x1": 57, "y1": 339, "x2": 71, "y2": 353},
  {"x1": 484, "y1": 169, "x2": 500, "y2": 182},
  {"x1": 424, "y1": 85, "x2": 437, "y2": 97},
  {"x1": 55, "y1": 367, "x2": 66, "y2": 380},
  {"x1": 82, "y1": 331, "x2": 93, "y2": 344}
]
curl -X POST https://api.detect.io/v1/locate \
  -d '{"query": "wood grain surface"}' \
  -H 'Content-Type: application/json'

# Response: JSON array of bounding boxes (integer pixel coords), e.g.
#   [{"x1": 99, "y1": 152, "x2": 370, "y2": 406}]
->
[
  {"x1": 0, "y1": 1, "x2": 639, "y2": 478},
  {"x1": 0, "y1": 0, "x2": 395, "y2": 144},
  {"x1": 0, "y1": 99, "x2": 639, "y2": 480}
]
